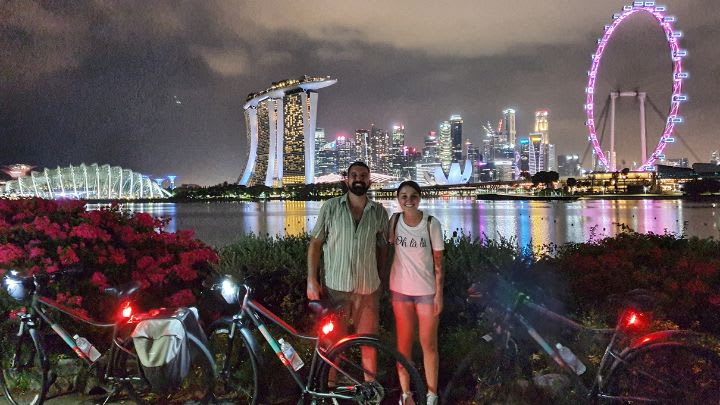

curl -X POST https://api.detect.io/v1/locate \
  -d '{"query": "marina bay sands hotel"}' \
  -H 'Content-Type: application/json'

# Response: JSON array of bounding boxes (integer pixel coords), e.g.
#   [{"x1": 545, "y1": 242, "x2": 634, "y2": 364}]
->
[{"x1": 238, "y1": 75, "x2": 337, "y2": 187}]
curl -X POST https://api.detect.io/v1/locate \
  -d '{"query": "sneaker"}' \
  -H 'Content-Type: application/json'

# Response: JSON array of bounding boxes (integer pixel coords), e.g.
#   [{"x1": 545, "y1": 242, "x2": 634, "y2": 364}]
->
[
  {"x1": 427, "y1": 392, "x2": 439, "y2": 405},
  {"x1": 399, "y1": 392, "x2": 415, "y2": 405}
]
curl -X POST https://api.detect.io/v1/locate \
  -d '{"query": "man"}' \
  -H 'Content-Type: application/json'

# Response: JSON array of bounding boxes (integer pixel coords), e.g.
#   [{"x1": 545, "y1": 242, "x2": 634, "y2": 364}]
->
[{"x1": 307, "y1": 161, "x2": 389, "y2": 378}]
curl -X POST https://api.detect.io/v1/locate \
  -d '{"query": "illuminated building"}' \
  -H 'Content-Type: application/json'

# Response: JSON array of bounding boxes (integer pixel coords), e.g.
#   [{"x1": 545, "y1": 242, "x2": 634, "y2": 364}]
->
[
  {"x1": 450, "y1": 115, "x2": 463, "y2": 162},
  {"x1": 2, "y1": 164, "x2": 34, "y2": 179},
  {"x1": 239, "y1": 75, "x2": 336, "y2": 187},
  {"x1": 423, "y1": 131, "x2": 439, "y2": 163},
  {"x1": 534, "y1": 110, "x2": 550, "y2": 144},
  {"x1": 369, "y1": 125, "x2": 391, "y2": 174},
  {"x1": 438, "y1": 121, "x2": 452, "y2": 172},
  {"x1": 391, "y1": 125, "x2": 405, "y2": 177},
  {"x1": 336, "y1": 135, "x2": 354, "y2": 172},
  {"x1": 354, "y1": 129, "x2": 370, "y2": 163},
  {"x1": 557, "y1": 155, "x2": 581, "y2": 177},
  {"x1": 316, "y1": 144, "x2": 337, "y2": 176},
  {"x1": 528, "y1": 133, "x2": 544, "y2": 175},
  {"x1": 0, "y1": 163, "x2": 170, "y2": 200},
  {"x1": 502, "y1": 108, "x2": 516, "y2": 146},
  {"x1": 518, "y1": 138, "x2": 530, "y2": 172}
]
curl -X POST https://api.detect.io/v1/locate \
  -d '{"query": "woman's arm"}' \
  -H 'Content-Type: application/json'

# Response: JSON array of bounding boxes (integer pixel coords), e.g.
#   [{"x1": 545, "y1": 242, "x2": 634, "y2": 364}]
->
[{"x1": 432, "y1": 249, "x2": 443, "y2": 315}]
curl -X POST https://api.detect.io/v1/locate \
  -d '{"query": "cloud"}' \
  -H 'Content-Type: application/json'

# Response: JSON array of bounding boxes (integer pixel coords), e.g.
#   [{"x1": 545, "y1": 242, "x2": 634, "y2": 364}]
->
[
  {"x1": 1, "y1": 2, "x2": 88, "y2": 86},
  {"x1": 193, "y1": 46, "x2": 250, "y2": 76}
]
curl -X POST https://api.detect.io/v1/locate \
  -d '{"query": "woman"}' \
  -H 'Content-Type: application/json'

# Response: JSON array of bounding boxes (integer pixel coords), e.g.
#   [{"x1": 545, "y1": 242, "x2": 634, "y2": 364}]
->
[{"x1": 389, "y1": 180, "x2": 444, "y2": 405}]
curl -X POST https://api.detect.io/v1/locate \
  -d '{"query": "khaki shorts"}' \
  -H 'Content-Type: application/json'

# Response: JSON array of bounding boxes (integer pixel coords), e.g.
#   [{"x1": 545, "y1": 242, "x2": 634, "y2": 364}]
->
[{"x1": 326, "y1": 288, "x2": 380, "y2": 336}]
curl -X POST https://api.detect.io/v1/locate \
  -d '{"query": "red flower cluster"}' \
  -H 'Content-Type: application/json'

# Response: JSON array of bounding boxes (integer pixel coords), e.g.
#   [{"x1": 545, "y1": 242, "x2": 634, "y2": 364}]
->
[
  {"x1": 0, "y1": 198, "x2": 218, "y2": 317},
  {"x1": 550, "y1": 230, "x2": 720, "y2": 335}
]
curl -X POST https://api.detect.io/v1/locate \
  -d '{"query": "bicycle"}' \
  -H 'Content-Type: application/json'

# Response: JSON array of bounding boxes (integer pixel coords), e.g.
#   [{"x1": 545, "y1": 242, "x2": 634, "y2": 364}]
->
[
  {"x1": 205, "y1": 276, "x2": 427, "y2": 404},
  {"x1": 442, "y1": 272, "x2": 720, "y2": 404},
  {"x1": 0, "y1": 268, "x2": 216, "y2": 405}
]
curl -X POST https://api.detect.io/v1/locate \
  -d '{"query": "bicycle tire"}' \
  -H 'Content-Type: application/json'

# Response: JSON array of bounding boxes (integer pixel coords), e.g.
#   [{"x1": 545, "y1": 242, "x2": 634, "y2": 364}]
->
[
  {"x1": 603, "y1": 342, "x2": 720, "y2": 403},
  {"x1": 118, "y1": 332, "x2": 216, "y2": 404},
  {"x1": 0, "y1": 319, "x2": 50, "y2": 405},
  {"x1": 206, "y1": 320, "x2": 259, "y2": 404},
  {"x1": 317, "y1": 335, "x2": 427, "y2": 405}
]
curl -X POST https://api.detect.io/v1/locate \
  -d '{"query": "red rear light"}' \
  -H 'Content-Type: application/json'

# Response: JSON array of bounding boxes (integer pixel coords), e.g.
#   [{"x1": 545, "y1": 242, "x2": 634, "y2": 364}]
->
[
  {"x1": 620, "y1": 309, "x2": 651, "y2": 334},
  {"x1": 121, "y1": 302, "x2": 133, "y2": 319},
  {"x1": 321, "y1": 319, "x2": 335, "y2": 336}
]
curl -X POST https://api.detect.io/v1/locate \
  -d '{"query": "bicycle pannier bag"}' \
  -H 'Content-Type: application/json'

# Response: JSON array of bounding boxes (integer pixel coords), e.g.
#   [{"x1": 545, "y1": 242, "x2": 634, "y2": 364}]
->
[{"x1": 130, "y1": 307, "x2": 206, "y2": 393}]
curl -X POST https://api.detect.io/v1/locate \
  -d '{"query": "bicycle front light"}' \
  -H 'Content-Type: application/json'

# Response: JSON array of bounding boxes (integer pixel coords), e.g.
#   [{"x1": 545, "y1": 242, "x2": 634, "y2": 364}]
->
[
  {"x1": 220, "y1": 278, "x2": 239, "y2": 304},
  {"x1": 3, "y1": 270, "x2": 27, "y2": 301}
]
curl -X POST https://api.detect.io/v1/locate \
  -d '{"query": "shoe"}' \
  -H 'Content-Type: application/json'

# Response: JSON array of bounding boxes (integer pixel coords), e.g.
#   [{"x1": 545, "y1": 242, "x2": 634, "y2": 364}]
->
[
  {"x1": 399, "y1": 392, "x2": 414, "y2": 405},
  {"x1": 427, "y1": 392, "x2": 438, "y2": 405}
]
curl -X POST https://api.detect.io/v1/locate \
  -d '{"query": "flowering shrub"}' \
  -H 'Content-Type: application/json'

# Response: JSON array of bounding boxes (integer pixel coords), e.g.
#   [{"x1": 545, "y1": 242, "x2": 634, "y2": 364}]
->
[
  {"x1": 0, "y1": 198, "x2": 218, "y2": 319},
  {"x1": 546, "y1": 229, "x2": 720, "y2": 335}
]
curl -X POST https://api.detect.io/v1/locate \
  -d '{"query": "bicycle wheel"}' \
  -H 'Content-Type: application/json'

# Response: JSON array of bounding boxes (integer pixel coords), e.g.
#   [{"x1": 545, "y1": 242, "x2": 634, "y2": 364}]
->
[
  {"x1": 441, "y1": 335, "x2": 528, "y2": 404},
  {"x1": 118, "y1": 333, "x2": 216, "y2": 404},
  {"x1": 206, "y1": 320, "x2": 259, "y2": 404},
  {"x1": 317, "y1": 335, "x2": 427, "y2": 405},
  {"x1": 604, "y1": 343, "x2": 720, "y2": 403},
  {"x1": 0, "y1": 320, "x2": 48, "y2": 405}
]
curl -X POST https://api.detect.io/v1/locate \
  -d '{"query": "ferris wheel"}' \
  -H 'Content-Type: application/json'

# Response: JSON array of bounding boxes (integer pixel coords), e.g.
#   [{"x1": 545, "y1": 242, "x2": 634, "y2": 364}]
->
[{"x1": 585, "y1": 1, "x2": 687, "y2": 171}]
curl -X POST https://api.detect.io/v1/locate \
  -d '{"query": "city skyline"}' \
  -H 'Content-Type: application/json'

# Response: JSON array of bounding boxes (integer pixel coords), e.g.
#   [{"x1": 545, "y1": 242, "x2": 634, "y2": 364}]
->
[{"x1": 2, "y1": 0, "x2": 719, "y2": 185}]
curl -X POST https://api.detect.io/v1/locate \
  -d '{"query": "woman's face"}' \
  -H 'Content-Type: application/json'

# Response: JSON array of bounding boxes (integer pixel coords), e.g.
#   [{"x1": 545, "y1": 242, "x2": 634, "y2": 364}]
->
[{"x1": 397, "y1": 186, "x2": 421, "y2": 212}]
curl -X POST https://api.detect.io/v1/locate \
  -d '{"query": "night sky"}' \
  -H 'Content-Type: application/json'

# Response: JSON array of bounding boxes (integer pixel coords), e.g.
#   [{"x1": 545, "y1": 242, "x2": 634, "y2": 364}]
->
[{"x1": 2, "y1": 0, "x2": 719, "y2": 185}]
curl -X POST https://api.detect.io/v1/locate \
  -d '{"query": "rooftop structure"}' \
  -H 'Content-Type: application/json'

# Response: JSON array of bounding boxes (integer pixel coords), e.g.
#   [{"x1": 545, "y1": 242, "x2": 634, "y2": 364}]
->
[{"x1": 239, "y1": 75, "x2": 337, "y2": 187}]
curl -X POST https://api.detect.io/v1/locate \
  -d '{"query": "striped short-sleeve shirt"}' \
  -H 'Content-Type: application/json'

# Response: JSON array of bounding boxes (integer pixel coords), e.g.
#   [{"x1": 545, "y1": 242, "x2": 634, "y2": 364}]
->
[{"x1": 310, "y1": 193, "x2": 389, "y2": 294}]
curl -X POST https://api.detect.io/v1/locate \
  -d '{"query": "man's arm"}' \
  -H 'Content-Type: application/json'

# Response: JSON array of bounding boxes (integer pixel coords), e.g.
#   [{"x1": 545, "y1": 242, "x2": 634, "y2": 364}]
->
[{"x1": 307, "y1": 236, "x2": 324, "y2": 300}]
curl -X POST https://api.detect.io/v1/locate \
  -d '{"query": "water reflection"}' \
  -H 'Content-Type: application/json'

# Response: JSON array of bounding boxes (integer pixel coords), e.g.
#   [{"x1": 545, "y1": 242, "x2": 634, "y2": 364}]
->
[{"x1": 95, "y1": 199, "x2": 720, "y2": 248}]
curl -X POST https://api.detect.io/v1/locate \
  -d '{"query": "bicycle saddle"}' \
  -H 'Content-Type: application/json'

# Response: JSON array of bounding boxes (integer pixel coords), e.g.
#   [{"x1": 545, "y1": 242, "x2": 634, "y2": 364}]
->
[
  {"x1": 610, "y1": 289, "x2": 658, "y2": 312},
  {"x1": 104, "y1": 281, "x2": 141, "y2": 300},
  {"x1": 308, "y1": 300, "x2": 344, "y2": 316}
]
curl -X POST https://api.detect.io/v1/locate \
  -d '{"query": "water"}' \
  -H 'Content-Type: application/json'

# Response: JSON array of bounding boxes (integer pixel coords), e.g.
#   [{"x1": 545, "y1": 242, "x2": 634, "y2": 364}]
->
[{"x1": 93, "y1": 199, "x2": 720, "y2": 248}]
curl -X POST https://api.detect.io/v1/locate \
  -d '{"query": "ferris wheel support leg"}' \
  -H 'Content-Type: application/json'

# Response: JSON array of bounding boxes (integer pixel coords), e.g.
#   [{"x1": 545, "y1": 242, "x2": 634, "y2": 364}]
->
[
  {"x1": 639, "y1": 92, "x2": 647, "y2": 164},
  {"x1": 610, "y1": 92, "x2": 618, "y2": 172}
]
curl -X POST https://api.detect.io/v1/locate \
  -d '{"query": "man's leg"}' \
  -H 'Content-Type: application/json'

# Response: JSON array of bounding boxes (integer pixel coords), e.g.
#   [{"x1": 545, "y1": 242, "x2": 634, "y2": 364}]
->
[
  {"x1": 325, "y1": 289, "x2": 353, "y2": 387},
  {"x1": 353, "y1": 289, "x2": 380, "y2": 381}
]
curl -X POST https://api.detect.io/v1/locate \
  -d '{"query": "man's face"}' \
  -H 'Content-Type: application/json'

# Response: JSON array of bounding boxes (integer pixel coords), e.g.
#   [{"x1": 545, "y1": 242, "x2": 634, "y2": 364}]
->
[{"x1": 346, "y1": 166, "x2": 371, "y2": 196}]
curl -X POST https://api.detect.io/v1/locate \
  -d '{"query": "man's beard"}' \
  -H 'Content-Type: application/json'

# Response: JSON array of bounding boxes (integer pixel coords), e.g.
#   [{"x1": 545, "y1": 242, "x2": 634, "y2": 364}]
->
[{"x1": 349, "y1": 182, "x2": 369, "y2": 196}]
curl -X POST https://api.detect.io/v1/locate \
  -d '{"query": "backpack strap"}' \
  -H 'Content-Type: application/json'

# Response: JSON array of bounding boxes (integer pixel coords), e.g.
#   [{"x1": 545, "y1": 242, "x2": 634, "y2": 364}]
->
[
  {"x1": 389, "y1": 212, "x2": 401, "y2": 245},
  {"x1": 426, "y1": 215, "x2": 434, "y2": 251}
]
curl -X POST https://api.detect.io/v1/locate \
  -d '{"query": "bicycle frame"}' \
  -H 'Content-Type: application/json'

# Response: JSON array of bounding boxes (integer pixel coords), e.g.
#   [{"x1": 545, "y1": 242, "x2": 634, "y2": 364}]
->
[
  {"x1": 223, "y1": 283, "x2": 381, "y2": 401},
  {"x1": 13, "y1": 277, "x2": 141, "y2": 390},
  {"x1": 473, "y1": 282, "x2": 709, "y2": 402}
]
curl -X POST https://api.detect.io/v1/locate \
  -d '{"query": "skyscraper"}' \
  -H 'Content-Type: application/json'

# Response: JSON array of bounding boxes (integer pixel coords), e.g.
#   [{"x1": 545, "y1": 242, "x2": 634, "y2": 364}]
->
[
  {"x1": 450, "y1": 115, "x2": 463, "y2": 162},
  {"x1": 391, "y1": 125, "x2": 405, "y2": 177},
  {"x1": 336, "y1": 135, "x2": 354, "y2": 172},
  {"x1": 370, "y1": 126, "x2": 391, "y2": 175},
  {"x1": 502, "y1": 108, "x2": 516, "y2": 147},
  {"x1": 239, "y1": 76, "x2": 336, "y2": 186},
  {"x1": 423, "y1": 131, "x2": 439, "y2": 163},
  {"x1": 314, "y1": 128, "x2": 326, "y2": 177},
  {"x1": 438, "y1": 121, "x2": 452, "y2": 172},
  {"x1": 534, "y1": 110, "x2": 550, "y2": 144},
  {"x1": 354, "y1": 129, "x2": 370, "y2": 163}
]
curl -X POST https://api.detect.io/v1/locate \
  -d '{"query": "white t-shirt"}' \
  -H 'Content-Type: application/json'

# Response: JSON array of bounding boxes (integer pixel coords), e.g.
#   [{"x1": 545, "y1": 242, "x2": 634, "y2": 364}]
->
[{"x1": 389, "y1": 213, "x2": 444, "y2": 296}]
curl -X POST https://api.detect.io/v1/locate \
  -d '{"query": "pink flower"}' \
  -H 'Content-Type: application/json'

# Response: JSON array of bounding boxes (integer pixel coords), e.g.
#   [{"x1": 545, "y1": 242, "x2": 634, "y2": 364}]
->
[
  {"x1": 165, "y1": 289, "x2": 196, "y2": 307},
  {"x1": 134, "y1": 213, "x2": 155, "y2": 228},
  {"x1": 0, "y1": 244, "x2": 25, "y2": 265},
  {"x1": 28, "y1": 246, "x2": 45, "y2": 259},
  {"x1": 90, "y1": 272, "x2": 109, "y2": 290},
  {"x1": 57, "y1": 246, "x2": 80, "y2": 265}
]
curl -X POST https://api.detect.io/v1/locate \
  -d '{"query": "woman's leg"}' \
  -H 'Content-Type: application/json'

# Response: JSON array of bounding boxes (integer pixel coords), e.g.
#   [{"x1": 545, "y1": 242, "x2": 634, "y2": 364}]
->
[
  {"x1": 392, "y1": 298, "x2": 418, "y2": 395},
  {"x1": 416, "y1": 302, "x2": 440, "y2": 395}
]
